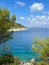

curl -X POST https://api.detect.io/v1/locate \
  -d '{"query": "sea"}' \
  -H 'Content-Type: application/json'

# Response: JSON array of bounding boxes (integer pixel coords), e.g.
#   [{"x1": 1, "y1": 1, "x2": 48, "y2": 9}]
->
[{"x1": 0, "y1": 27, "x2": 49, "y2": 62}]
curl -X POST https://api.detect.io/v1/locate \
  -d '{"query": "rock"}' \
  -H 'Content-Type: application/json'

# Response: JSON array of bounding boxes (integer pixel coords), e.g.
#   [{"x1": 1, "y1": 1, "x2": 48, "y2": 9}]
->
[
  {"x1": 23, "y1": 62, "x2": 30, "y2": 65},
  {"x1": 30, "y1": 58, "x2": 36, "y2": 65}
]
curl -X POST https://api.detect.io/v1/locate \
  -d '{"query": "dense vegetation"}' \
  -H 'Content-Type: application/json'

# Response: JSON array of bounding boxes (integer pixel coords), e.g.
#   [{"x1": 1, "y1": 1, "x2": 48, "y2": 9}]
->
[
  {"x1": 0, "y1": 8, "x2": 16, "y2": 65},
  {"x1": 11, "y1": 22, "x2": 25, "y2": 28},
  {"x1": 0, "y1": 8, "x2": 26, "y2": 65},
  {"x1": 0, "y1": 9, "x2": 16, "y2": 43},
  {"x1": 0, "y1": 9, "x2": 24, "y2": 65},
  {"x1": 32, "y1": 37, "x2": 49, "y2": 65}
]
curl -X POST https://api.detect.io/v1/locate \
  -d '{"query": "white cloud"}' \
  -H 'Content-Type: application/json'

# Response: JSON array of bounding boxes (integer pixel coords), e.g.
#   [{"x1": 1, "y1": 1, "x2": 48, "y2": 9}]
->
[
  {"x1": 36, "y1": 15, "x2": 46, "y2": 19},
  {"x1": 30, "y1": 3, "x2": 44, "y2": 12},
  {"x1": 26, "y1": 15, "x2": 49, "y2": 27},
  {"x1": 15, "y1": 1, "x2": 25, "y2": 6},
  {"x1": 19, "y1": 15, "x2": 49, "y2": 28},
  {"x1": 20, "y1": 16, "x2": 25, "y2": 20}
]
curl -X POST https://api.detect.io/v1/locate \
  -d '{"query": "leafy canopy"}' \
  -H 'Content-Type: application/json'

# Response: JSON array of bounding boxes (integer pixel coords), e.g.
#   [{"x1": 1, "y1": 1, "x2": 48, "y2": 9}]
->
[
  {"x1": 0, "y1": 8, "x2": 16, "y2": 44},
  {"x1": 0, "y1": 8, "x2": 16, "y2": 65},
  {"x1": 32, "y1": 37, "x2": 49, "y2": 61}
]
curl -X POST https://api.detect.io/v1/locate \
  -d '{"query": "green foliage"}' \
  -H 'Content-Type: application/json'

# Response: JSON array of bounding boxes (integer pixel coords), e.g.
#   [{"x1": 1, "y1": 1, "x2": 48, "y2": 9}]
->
[
  {"x1": 0, "y1": 8, "x2": 16, "y2": 44},
  {"x1": 15, "y1": 23, "x2": 25, "y2": 28},
  {"x1": 11, "y1": 14, "x2": 16, "y2": 22},
  {"x1": 36, "y1": 61, "x2": 49, "y2": 65},
  {"x1": 0, "y1": 54, "x2": 14, "y2": 65},
  {"x1": 32, "y1": 37, "x2": 49, "y2": 62},
  {"x1": 10, "y1": 57, "x2": 22, "y2": 65},
  {"x1": 0, "y1": 8, "x2": 25, "y2": 65},
  {"x1": 0, "y1": 8, "x2": 16, "y2": 65},
  {"x1": 11, "y1": 22, "x2": 25, "y2": 28}
]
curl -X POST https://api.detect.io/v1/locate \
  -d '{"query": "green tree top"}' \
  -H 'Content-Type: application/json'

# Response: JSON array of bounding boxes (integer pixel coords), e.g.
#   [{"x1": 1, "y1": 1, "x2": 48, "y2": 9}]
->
[
  {"x1": 0, "y1": 8, "x2": 16, "y2": 44},
  {"x1": 32, "y1": 37, "x2": 49, "y2": 62}
]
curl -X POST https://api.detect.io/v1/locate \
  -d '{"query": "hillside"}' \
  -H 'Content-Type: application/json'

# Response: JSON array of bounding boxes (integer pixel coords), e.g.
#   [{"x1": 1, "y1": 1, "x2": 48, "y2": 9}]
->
[{"x1": 11, "y1": 22, "x2": 25, "y2": 28}]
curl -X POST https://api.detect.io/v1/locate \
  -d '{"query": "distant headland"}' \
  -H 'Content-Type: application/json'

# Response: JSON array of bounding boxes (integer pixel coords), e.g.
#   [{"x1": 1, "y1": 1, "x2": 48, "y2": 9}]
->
[{"x1": 8, "y1": 22, "x2": 28, "y2": 31}]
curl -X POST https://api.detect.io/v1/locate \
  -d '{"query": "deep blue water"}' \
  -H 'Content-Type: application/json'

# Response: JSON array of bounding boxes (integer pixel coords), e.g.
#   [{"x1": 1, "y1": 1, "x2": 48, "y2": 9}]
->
[{"x1": 1, "y1": 28, "x2": 49, "y2": 62}]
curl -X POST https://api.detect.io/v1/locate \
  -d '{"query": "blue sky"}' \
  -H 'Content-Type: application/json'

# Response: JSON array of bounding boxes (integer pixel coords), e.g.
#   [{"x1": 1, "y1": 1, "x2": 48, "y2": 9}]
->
[{"x1": 0, "y1": 0, "x2": 49, "y2": 28}]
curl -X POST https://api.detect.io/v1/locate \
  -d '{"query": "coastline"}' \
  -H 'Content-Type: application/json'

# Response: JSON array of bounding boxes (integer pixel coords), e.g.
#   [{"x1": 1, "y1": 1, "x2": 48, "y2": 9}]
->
[{"x1": 8, "y1": 28, "x2": 28, "y2": 31}]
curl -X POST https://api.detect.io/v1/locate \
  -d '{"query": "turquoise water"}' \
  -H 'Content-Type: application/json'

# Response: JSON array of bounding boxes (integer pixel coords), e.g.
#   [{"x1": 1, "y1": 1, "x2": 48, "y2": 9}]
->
[{"x1": 1, "y1": 28, "x2": 49, "y2": 62}]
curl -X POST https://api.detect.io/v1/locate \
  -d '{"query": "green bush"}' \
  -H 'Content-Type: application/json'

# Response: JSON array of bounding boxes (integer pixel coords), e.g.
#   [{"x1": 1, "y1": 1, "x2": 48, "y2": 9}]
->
[
  {"x1": 0, "y1": 54, "x2": 14, "y2": 65},
  {"x1": 10, "y1": 57, "x2": 22, "y2": 65},
  {"x1": 37, "y1": 61, "x2": 48, "y2": 65},
  {"x1": 32, "y1": 37, "x2": 49, "y2": 61}
]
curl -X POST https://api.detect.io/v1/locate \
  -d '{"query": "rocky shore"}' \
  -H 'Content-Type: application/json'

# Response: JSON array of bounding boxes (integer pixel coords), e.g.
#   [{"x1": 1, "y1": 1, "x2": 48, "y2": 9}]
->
[
  {"x1": 8, "y1": 28, "x2": 28, "y2": 31},
  {"x1": 23, "y1": 58, "x2": 36, "y2": 65}
]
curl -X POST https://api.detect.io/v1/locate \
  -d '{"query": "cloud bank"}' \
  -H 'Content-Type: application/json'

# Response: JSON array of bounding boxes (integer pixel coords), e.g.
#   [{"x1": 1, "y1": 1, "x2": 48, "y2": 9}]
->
[{"x1": 19, "y1": 15, "x2": 49, "y2": 28}]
